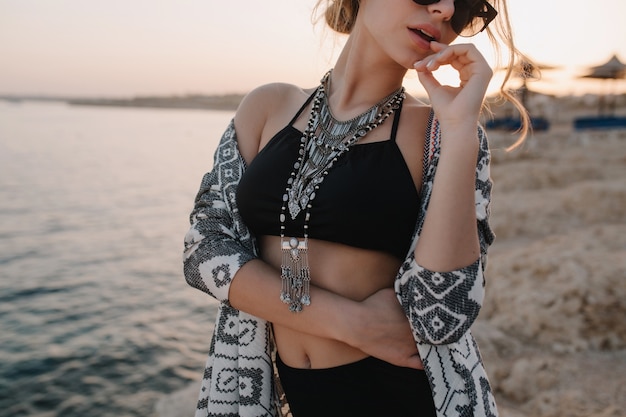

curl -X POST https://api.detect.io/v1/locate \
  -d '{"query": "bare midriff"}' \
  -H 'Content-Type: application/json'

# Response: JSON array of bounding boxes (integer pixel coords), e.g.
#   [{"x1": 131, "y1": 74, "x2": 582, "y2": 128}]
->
[{"x1": 259, "y1": 234, "x2": 403, "y2": 370}]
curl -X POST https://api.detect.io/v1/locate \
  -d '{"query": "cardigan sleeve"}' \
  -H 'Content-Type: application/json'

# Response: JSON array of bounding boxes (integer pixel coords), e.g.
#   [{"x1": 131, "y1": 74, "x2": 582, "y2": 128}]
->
[
  {"x1": 183, "y1": 120, "x2": 258, "y2": 302},
  {"x1": 395, "y1": 124, "x2": 495, "y2": 345}
]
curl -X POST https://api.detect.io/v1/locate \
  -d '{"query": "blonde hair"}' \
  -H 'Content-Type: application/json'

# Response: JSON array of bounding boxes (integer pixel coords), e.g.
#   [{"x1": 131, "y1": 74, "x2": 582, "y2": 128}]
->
[
  {"x1": 313, "y1": 0, "x2": 530, "y2": 150},
  {"x1": 315, "y1": 0, "x2": 360, "y2": 34}
]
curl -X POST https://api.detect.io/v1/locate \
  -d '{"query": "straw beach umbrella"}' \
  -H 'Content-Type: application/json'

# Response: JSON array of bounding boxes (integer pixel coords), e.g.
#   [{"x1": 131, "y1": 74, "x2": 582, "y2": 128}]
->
[
  {"x1": 584, "y1": 54, "x2": 626, "y2": 79},
  {"x1": 581, "y1": 54, "x2": 626, "y2": 115}
]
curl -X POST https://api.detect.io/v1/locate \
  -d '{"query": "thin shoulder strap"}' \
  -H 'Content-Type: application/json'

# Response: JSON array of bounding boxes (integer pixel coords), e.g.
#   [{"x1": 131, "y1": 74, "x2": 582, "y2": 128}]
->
[
  {"x1": 288, "y1": 88, "x2": 318, "y2": 126},
  {"x1": 389, "y1": 99, "x2": 405, "y2": 142},
  {"x1": 421, "y1": 109, "x2": 436, "y2": 182}
]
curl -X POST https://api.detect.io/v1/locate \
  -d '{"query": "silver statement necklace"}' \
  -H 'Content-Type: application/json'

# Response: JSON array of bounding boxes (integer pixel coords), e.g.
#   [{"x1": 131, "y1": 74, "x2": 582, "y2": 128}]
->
[{"x1": 279, "y1": 70, "x2": 406, "y2": 312}]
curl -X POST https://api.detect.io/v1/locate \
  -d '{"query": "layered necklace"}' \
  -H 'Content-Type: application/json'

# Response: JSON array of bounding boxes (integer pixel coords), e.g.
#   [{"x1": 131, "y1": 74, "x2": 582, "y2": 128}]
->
[{"x1": 279, "y1": 70, "x2": 406, "y2": 312}]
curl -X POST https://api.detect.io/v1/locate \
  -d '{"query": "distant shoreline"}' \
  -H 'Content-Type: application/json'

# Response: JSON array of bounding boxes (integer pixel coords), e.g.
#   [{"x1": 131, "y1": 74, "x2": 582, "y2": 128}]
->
[
  {"x1": 3, "y1": 92, "x2": 626, "y2": 118},
  {"x1": 0, "y1": 94, "x2": 245, "y2": 111}
]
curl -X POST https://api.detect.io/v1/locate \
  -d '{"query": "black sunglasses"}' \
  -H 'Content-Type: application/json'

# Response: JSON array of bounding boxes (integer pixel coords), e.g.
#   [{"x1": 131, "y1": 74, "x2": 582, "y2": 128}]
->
[{"x1": 412, "y1": 0, "x2": 498, "y2": 37}]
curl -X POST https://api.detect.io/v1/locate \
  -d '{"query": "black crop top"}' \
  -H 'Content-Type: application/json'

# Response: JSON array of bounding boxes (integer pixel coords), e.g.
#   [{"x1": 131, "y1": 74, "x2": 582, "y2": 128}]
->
[{"x1": 237, "y1": 94, "x2": 420, "y2": 260}]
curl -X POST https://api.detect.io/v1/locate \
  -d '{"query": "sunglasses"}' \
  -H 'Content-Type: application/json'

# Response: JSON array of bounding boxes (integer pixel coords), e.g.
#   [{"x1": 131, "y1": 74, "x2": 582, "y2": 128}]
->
[{"x1": 412, "y1": 0, "x2": 498, "y2": 37}]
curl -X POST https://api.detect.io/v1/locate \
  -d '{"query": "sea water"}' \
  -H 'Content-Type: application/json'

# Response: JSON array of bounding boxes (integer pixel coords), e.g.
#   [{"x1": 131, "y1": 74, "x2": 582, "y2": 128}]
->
[{"x1": 0, "y1": 101, "x2": 234, "y2": 416}]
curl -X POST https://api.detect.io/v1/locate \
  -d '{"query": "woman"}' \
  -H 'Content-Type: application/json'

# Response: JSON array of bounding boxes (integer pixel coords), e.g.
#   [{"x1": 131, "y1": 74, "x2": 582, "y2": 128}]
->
[{"x1": 183, "y1": 0, "x2": 527, "y2": 416}]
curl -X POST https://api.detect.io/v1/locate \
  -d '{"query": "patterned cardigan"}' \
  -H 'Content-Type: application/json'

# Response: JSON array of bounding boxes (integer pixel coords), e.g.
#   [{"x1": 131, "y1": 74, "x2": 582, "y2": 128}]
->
[{"x1": 183, "y1": 113, "x2": 498, "y2": 417}]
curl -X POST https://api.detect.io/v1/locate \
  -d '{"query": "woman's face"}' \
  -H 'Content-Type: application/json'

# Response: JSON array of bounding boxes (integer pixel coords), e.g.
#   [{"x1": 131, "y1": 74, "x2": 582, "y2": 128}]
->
[{"x1": 357, "y1": 0, "x2": 459, "y2": 68}]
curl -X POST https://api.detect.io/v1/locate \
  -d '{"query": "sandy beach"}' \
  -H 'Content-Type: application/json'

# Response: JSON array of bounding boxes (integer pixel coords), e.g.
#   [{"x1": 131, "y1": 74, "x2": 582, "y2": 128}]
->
[
  {"x1": 156, "y1": 94, "x2": 626, "y2": 417},
  {"x1": 475, "y1": 95, "x2": 626, "y2": 417}
]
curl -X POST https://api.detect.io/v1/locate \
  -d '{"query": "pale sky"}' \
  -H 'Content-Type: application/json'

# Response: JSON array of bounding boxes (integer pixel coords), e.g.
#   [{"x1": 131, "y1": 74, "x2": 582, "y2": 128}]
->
[{"x1": 1, "y1": 0, "x2": 625, "y2": 98}]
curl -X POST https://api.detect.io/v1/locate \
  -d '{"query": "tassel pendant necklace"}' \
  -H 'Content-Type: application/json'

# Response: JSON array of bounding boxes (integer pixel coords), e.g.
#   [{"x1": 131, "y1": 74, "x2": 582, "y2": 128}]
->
[{"x1": 279, "y1": 70, "x2": 405, "y2": 312}]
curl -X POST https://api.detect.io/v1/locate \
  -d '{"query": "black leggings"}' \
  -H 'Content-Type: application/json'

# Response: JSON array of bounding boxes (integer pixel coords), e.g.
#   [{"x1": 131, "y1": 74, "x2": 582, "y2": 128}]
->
[{"x1": 276, "y1": 354, "x2": 437, "y2": 417}]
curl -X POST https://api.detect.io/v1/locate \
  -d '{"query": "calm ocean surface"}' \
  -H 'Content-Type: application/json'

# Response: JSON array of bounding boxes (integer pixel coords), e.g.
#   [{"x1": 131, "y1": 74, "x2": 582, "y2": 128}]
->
[{"x1": 0, "y1": 101, "x2": 234, "y2": 416}]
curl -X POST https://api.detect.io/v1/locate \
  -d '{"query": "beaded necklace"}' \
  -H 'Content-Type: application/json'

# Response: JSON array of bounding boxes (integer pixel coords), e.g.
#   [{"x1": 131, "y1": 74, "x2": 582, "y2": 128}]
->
[{"x1": 279, "y1": 70, "x2": 406, "y2": 312}]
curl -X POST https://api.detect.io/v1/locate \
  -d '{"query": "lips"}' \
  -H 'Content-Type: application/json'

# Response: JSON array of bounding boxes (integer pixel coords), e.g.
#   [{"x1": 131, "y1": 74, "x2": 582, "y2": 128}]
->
[
  {"x1": 413, "y1": 28, "x2": 436, "y2": 42},
  {"x1": 410, "y1": 24, "x2": 441, "y2": 43}
]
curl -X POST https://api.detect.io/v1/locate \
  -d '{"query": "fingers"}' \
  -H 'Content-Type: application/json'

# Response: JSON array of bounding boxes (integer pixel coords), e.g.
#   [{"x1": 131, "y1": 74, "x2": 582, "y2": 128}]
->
[
  {"x1": 355, "y1": 289, "x2": 423, "y2": 369},
  {"x1": 413, "y1": 41, "x2": 492, "y2": 109},
  {"x1": 371, "y1": 346, "x2": 423, "y2": 370},
  {"x1": 413, "y1": 41, "x2": 491, "y2": 77},
  {"x1": 416, "y1": 69, "x2": 442, "y2": 93},
  {"x1": 384, "y1": 348, "x2": 423, "y2": 370},
  {"x1": 406, "y1": 354, "x2": 425, "y2": 370}
]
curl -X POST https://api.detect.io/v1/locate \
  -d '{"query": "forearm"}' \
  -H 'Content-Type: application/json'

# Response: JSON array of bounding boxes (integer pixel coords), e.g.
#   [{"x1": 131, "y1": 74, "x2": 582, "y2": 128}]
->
[
  {"x1": 229, "y1": 259, "x2": 358, "y2": 344},
  {"x1": 415, "y1": 123, "x2": 480, "y2": 272},
  {"x1": 230, "y1": 260, "x2": 423, "y2": 368}
]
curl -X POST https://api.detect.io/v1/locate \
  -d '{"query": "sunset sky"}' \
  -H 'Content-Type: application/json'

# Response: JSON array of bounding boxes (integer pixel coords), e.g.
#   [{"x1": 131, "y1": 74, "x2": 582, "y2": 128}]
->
[{"x1": 1, "y1": 0, "x2": 626, "y2": 98}]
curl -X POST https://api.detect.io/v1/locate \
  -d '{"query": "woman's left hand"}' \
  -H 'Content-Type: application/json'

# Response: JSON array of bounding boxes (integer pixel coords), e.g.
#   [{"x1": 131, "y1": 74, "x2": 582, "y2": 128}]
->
[{"x1": 413, "y1": 41, "x2": 492, "y2": 128}]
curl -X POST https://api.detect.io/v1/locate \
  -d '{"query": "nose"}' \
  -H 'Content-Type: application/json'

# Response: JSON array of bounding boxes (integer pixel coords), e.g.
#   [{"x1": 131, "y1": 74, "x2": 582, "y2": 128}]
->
[{"x1": 427, "y1": 0, "x2": 455, "y2": 22}]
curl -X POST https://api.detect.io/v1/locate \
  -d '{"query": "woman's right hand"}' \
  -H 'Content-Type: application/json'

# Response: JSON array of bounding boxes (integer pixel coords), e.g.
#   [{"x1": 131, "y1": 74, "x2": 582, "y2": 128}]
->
[{"x1": 347, "y1": 288, "x2": 424, "y2": 369}]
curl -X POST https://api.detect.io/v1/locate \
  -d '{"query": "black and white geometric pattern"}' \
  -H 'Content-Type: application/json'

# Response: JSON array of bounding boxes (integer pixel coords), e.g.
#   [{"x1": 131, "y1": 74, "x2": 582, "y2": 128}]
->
[
  {"x1": 183, "y1": 121, "x2": 279, "y2": 416},
  {"x1": 183, "y1": 114, "x2": 498, "y2": 417},
  {"x1": 396, "y1": 116, "x2": 497, "y2": 416}
]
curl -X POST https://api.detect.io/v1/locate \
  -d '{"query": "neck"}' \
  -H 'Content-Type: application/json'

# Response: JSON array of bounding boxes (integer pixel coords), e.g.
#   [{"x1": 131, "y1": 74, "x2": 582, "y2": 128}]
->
[{"x1": 328, "y1": 33, "x2": 407, "y2": 118}]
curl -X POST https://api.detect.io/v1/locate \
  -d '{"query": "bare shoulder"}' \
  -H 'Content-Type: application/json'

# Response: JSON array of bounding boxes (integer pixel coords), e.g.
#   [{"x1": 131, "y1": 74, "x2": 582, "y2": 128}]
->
[
  {"x1": 234, "y1": 82, "x2": 313, "y2": 165},
  {"x1": 395, "y1": 95, "x2": 433, "y2": 190},
  {"x1": 397, "y1": 95, "x2": 432, "y2": 147}
]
